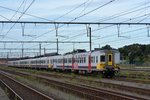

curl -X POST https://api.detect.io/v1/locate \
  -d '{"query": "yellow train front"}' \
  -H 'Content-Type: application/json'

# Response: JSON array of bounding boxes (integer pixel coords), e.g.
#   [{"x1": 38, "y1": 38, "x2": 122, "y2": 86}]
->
[{"x1": 94, "y1": 50, "x2": 120, "y2": 77}]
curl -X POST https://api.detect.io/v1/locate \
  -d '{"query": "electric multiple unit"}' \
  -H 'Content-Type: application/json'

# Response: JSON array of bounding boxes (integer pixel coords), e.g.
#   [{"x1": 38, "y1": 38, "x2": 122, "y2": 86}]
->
[{"x1": 7, "y1": 50, "x2": 120, "y2": 77}]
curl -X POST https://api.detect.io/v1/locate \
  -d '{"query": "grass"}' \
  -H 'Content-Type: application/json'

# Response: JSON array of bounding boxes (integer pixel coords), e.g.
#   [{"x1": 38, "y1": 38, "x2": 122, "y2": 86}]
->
[
  {"x1": 120, "y1": 65, "x2": 150, "y2": 69},
  {"x1": 117, "y1": 70, "x2": 150, "y2": 82}
]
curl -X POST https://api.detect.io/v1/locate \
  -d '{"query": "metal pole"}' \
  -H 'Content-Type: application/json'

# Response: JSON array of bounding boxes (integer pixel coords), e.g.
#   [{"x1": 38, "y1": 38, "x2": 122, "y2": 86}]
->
[
  {"x1": 44, "y1": 48, "x2": 46, "y2": 55},
  {"x1": 89, "y1": 27, "x2": 92, "y2": 51},
  {"x1": 39, "y1": 43, "x2": 41, "y2": 55},
  {"x1": 22, "y1": 44, "x2": 24, "y2": 58},
  {"x1": 73, "y1": 43, "x2": 75, "y2": 51},
  {"x1": 57, "y1": 39, "x2": 58, "y2": 54},
  {"x1": 7, "y1": 52, "x2": 9, "y2": 59}
]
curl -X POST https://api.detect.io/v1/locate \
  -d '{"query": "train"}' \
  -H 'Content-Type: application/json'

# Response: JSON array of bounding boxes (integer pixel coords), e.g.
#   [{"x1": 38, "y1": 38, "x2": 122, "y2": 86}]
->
[{"x1": 7, "y1": 49, "x2": 120, "y2": 77}]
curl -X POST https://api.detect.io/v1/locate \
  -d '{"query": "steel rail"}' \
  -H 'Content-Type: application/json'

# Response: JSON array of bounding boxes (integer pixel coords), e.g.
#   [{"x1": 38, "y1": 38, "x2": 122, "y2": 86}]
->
[
  {"x1": 0, "y1": 80, "x2": 23, "y2": 100},
  {"x1": 0, "y1": 71, "x2": 54, "y2": 100},
  {"x1": 3, "y1": 69, "x2": 147, "y2": 100}
]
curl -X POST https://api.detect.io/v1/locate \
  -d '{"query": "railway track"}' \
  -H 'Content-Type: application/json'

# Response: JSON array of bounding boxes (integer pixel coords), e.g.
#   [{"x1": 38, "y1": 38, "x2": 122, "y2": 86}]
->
[
  {"x1": 0, "y1": 80, "x2": 23, "y2": 100},
  {"x1": 35, "y1": 72, "x2": 150, "y2": 97},
  {"x1": 17, "y1": 70, "x2": 150, "y2": 97},
  {"x1": 121, "y1": 68, "x2": 150, "y2": 72},
  {"x1": 1, "y1": 69, "x2": 149, "y2": 100},
  {"x1": 0, "y1": 71, "x2": 54, "y2": 100},
  {"x1": 37, "y1": 70, "x2": 150, "y2": 84}
]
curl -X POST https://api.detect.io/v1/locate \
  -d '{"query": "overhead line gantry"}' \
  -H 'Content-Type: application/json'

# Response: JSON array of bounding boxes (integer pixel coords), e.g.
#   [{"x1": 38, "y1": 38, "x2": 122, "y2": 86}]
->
[
  {"x1": 0, "y1": 21, "x2": 149, "y2": 54},
  {"x1": 0, "y1": 41, "x2": 89, "y2": 44},
  {"x1": 0, "y1": 21, "x2": 150, "y2": 25}
]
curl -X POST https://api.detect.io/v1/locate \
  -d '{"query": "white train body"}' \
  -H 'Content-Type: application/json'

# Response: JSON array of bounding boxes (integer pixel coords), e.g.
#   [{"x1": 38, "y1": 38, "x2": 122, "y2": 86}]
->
[{"x1": 7, "y1": 50, "x2": 120, "y2": 76}]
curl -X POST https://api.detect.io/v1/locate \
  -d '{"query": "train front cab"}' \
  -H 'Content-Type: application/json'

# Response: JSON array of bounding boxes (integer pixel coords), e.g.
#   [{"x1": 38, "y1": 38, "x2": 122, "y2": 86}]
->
[{"x1": 102, "y1": 50, "x2": 120, "y2": 77}]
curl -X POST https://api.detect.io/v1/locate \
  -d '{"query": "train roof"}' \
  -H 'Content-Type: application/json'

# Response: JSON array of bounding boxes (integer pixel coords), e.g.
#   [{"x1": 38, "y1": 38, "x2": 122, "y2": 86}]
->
[
  {"x1": 64, "y1": 49, "x2": 86, "y2": 55},
  {"x1": 92, "y1": 49, "x2": 119, "y2": 53},
  {"x1": 8, "y1": 49, "x2": 119, "y2": 61}
]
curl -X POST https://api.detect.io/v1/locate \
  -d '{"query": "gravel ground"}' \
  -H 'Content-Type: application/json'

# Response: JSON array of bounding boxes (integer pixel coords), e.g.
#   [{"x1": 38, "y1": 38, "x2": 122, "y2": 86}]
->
[{"x1": 0, "y1": 87, "x2": 9, "y2": 100}]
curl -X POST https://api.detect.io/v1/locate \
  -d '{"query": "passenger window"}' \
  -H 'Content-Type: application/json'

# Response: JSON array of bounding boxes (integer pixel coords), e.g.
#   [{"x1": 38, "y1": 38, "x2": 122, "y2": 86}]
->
[
  {"x1": 84, "y1": 57, "x2": 86, "y2": 63},
  {"x1": 96, "y1": 56, "x2": 98, "y2": 63},
  {"x1": 91, "y1": 57, "x2": 93, "y2": 63},
  {"x1": 100, "y1": 55, "x2": 105, "y2": 62}
]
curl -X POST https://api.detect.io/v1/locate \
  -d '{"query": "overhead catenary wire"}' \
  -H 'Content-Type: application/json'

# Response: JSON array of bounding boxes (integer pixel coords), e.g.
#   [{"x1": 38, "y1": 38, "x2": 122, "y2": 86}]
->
[
  {"x1": 59, "y1": 16, "x2": 150, "y2": 50},
  {"x1": 10, "y1": 0, "x2": 26, "y2": 20},
  {"x1": 69, "y1": 12, "x2": 150, "y2": 40},
  {"x1": 100, "y1": 34, "x2": 149, "y2": 46},
  {"x1": 77, "y1": 33, "x2": 149, "y2": 50},
  {"x1": 0, "y1": 0, "x2": 91, "y2": 22},
  {"x1": 30, "y1": 0, "x2": 150, "y2": 53},
  {"x1": 1, "y1": 0, "x2": 35, "y2": 40},
  {"x1": 0, "y1": 5, "x2": 53, "y2": 22},
  {"x1": 61, "y1": 26, "x2": 149, "y2": 49},
  {"x1": 41, "y1": 22, "x2": 150, "y2": 53},
  {"x1": 37, "y1": 0, "x2": 116, "y2": 38},
  {"x1": 95, "y1": 1, "x2": 150, "y2": 22},
  {"x1": 74, "y1": 0, "x2": 94, "y2": 19},
  {"x1": 0, "y1": 0, "x2": 148, "y2": 41},
  {"x1": 0, "y1": 0, "x2": 91, "y2": 48},
  {"x1": 60, "y1": 0, "x2": 150, "y2": 37},
  {"x1": 24, "y1": 0, "x2": 116, "y2": 50},
  {"x1": 55, "y1": 1, "x2": 150, "y2": 42},
  {"x1": 53, "y1": 0, "x2": 91, "y2": 21},
  {"x1": 0, "y1": 0, "x2": 149, "y2": 57},
  {"x1": 0, "y1": 0, "x2": 99, "y2": 42},
  {"x1": 0, "y1": 15, "x2": 11, "y2": 21},
  {"x1": 138, "y1": 13, "x2": 150, "y2": 23},
  {"x1": 0, "y1": 23, "x2": 4, "y2": 36},
  {"x1": 70, "y1": 0, "x2": 116, "y2": 22},
  {"x1": 48, "y1": 0, "x2": 93, "y2": 39}
]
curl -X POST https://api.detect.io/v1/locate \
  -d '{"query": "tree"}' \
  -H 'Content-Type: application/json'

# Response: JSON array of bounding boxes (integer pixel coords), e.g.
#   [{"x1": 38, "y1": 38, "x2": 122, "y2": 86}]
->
[
  {"x1": 101, "y1": 45, "x2": 113, "y2": 50},
  {"x1": 119, "y1": 44, "x2": 150, "y2": 65}
]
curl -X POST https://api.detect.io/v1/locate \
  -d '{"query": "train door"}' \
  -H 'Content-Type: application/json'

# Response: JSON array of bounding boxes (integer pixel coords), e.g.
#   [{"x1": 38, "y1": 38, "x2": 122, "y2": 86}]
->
[{"x1": 108, "y1": 53, "x2": 113, "y2": 66}]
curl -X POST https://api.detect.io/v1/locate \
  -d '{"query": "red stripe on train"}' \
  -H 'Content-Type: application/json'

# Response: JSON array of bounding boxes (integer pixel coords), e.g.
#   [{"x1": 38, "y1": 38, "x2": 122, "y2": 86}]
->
[{"x1": 88, "y1": 54, "x2": 91, "y2": 72}]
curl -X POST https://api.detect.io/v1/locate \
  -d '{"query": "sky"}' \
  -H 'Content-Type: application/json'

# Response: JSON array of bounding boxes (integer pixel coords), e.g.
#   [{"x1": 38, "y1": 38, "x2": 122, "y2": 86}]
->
[{"x1": 0, "y1": 0, "x2": 150, "y2": 58}]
